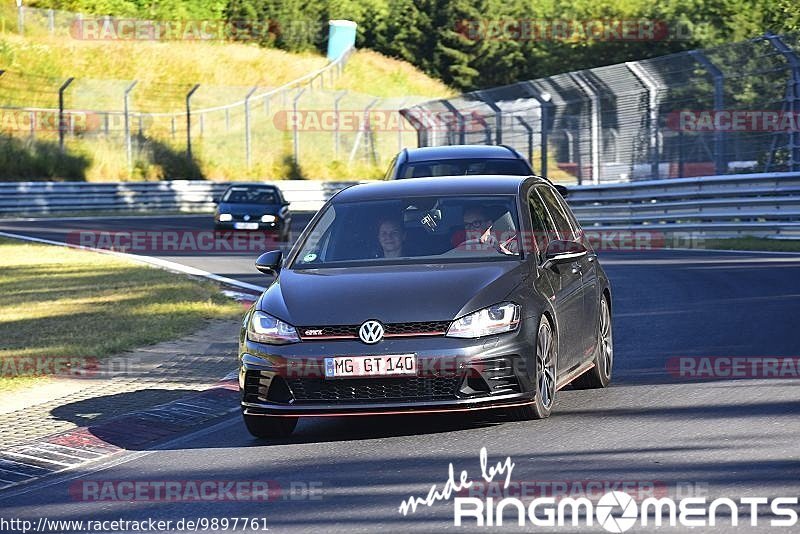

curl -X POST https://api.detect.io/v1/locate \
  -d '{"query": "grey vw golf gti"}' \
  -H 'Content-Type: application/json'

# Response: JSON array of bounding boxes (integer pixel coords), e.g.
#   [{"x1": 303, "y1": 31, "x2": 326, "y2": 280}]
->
[{"x1": 239, "y1": 175, "x2": 613, "y2": 438}]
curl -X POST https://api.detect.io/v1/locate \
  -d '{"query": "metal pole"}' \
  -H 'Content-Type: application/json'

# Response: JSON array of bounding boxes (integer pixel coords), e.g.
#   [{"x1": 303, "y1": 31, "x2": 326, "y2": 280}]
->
[
  {"x1": 689, "y1": 50, "x2": 725, "y2": 175},
  {"x1": 399, "y1": 108, "x2": 426, "y2": 148},
  {"x1": 570, "y1": 72, "x2": 601, "y2": 184},
  {"x1": 349, "y1": 99, "x2": 379, "y2": 164},
  {"x1": 292, "y1": 88, "x2": 306, "y2": 163},
  {"x1": 396, "y1": 99, "x2": 408, "y2": 152},
  {"x1": 524, "y1": 83, "x2": 553, "y2": 178},
  {"x1": 764, "y1": 33, "x2": 800, "y2": 172},
  {"x1": 540, "y1": 98, "x2": 550, "y2": 176},
  {"x1": 516, "y1": 117, "x2": 534, "y2": 170},
  {"x1": 334, "y1": 91, "x2": 347, "y2": 158},
  {"x1": 244, "y1": 86, "x2": 257, "y2": 168},
  {"x1": 440, "y1": 100, "x2": 466, "y2": 145},
  {"x1": 186, "y1": 83, "x2": 200, "y2": 158},
  {"x1": 124, "y1": 80, "x2": 137, "y2": 172},
  {"x1": 47, "y1": 8, "x2": 54, "y2": 34},
  {"x1": 627, "y1": 61, "x2": 661, "y2": 179},
  {"x1": 16, "y1": 0, "x2": 23, "y2": 36},
  {"x1": 58, "y1": 77, "x2": 74, "y2": 152},
  {"x1": 476, "y1": 94, "x2": 503, "y2": 145}
]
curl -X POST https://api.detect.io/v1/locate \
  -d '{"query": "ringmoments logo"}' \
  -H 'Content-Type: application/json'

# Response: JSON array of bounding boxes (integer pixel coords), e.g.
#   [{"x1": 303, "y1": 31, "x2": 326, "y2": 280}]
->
[{"x1": 398, "y1": 449, "x2": 799, "y2": 530}]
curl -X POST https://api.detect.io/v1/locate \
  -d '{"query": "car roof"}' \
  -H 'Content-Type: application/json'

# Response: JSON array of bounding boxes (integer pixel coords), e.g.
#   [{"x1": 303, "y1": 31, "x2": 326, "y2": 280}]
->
[
  {"x1": 403, "y1": 145, "x2": 524, "y2": 162},
  {"x1": 334, "y1": 175, "x2": 547, "y2": 203},
  {"x1": 224, "y1": 183, "x2": 278, "y2": 190}
]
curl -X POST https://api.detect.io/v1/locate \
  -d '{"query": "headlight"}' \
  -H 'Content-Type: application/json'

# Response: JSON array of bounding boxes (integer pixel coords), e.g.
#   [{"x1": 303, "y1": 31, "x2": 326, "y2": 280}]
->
[
  {"x1": 446, "y1": 302, "x2": 521, "y2": 338},
  {"x1": 218, "y1": 213, "x2": 233, "y2": 222},
  {"x1": 247, "y1": 311, "x2": 300, "y2": 344},
  {"x1": 261, "y1": 214, "x2": 277, "y2": 223}
]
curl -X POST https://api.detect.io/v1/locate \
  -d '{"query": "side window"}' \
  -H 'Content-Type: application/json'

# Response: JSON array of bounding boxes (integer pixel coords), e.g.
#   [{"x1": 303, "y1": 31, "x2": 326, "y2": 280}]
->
[
  {"x1": 556, "y1": 193, "x2": 583, "y2": 240},
  {"x1": 528, "y1": 190, "x2": 557, "y2": 259},
  {"x1": 537, "y1": 186, "x2": 577, "y2": 241}
]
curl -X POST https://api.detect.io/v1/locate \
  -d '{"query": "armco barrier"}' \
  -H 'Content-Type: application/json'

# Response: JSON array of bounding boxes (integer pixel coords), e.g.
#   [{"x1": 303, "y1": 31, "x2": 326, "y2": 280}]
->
[
  {"x1": 568, "y1": 171, "x2": 800, "y2": 238},
  {"x1": 2, "y1": 172, "x2": 799, "y2": 238},
  {"x1": 0, "y1": 181, "x2": 364, "y2": 215}
]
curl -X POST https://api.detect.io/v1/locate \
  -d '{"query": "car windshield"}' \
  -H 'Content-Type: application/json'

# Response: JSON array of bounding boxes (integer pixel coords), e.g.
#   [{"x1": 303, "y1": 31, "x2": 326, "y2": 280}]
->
[
  {"x1": 291, "y1": 195, "x2": 522, "y2": 269},
  {"x1": 222, "y1": 187, "x2": 278, "y2": 204},
  {"x1": 399, "y1": 158, "x2": 530, "y2": 178}
]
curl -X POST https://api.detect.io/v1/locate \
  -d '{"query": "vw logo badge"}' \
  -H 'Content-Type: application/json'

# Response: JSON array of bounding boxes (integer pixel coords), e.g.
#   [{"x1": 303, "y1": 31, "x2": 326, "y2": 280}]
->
[
  {"x1": 243, "y1": 214, "x2": 251, "y2": 221},
  {"x1": 359, "y1": 320, "x2": 384, "y2": 344}
]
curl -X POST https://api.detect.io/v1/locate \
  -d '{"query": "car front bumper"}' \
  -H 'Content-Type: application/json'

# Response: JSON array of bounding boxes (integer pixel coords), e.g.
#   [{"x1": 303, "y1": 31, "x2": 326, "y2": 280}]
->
[
  {"x1": 238, "y1": 323, "x2": 538, "y2": 417},
  {"x1": 214, "y1": 220, "x2": 284, "y2": 232}
]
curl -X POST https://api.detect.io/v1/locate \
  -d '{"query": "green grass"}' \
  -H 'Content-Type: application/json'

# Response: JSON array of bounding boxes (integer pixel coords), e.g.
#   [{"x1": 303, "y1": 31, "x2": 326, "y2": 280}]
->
[
  {"x1": 0, "y1": 10, "x2": 453, "y2": 181},
  {"x1": 0, "y1": 237, "x2": 242, "y2": 390},
  {"x1": 701, "y1": 236, "x2": 800, "y2": 253}
]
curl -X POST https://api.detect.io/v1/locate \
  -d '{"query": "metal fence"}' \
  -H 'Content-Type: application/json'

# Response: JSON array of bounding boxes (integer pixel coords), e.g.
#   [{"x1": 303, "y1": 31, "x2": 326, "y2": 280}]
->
[
  {"x1": 403, "y1": 33, "x2": 800, "y2": 185},
  {"x1": 0, "y1": 6, "x2": 426, "y2": 179},
  {"x1": 0, "y1": 180, "x2": 361, "y2": 215},
  {"x1": 4, "y1": 172, "x2": 798, "y2": 239}
]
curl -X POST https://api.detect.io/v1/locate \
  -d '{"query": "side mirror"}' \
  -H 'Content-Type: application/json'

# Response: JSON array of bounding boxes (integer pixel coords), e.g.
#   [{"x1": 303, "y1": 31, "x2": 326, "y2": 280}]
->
[
  {"x1": 542, "y1": 240, "x2": 587, "y2": 269},
  {"x1": 255, "y1": 250, "x2": 283, "y2": 276}
]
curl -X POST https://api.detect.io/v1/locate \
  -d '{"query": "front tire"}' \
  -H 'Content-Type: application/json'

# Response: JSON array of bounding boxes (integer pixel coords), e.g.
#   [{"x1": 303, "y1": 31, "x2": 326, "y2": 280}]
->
[
  {"x1": 512, "y1": 315, "x2": 556, "y2": 420},
  {"x1": 243, "y1": 414, "x2": 298, "y2": 438},
  {"x1": 573, "y1": 296, "x2": 613, "y2": 389}
]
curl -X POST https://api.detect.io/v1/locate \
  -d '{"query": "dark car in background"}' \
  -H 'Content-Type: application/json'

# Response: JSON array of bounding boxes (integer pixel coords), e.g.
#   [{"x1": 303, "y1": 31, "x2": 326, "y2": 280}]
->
[
  {"x1": 238, "y1": 175, "x2": 612, "y2": 438},
  {"x1": 214, "y1": 184, "x2": 291, "y2": 241},
  {"x1": 385, "y1": 145, "x2": 534, "y2": 179}
]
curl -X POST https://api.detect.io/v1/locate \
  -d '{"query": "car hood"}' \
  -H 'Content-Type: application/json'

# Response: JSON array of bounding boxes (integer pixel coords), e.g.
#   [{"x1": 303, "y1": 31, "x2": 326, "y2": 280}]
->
[
  {"x1": 217, "y1": 202, "x2": 282, "y2": 215},
  {"x1": 259, "y1": 262, "x2": 528, "y2": 326}
]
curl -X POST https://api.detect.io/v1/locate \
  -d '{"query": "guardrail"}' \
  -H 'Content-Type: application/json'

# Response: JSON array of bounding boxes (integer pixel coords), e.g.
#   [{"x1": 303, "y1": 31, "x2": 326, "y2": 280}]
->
[
  {"x1": 567, "y1": 171, "x2": 800, "y2": 238},
  {"x1": 2, "y1": 172, "x2": 800, "y2": 239},
  {"x1": 0, "y1": 181, "x2": 362, "y2": 215}
]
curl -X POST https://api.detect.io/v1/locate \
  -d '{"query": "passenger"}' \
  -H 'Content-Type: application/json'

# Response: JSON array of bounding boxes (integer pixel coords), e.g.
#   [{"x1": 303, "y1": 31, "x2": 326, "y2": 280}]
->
[{"x1": 377, "y1": 218, "x2": 406, "y2": 258}]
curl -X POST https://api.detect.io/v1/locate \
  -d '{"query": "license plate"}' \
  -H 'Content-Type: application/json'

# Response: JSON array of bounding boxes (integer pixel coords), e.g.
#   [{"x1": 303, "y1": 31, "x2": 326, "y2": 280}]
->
[
  {"x1": 324, "y1": 354, "x2": 417, "y2": 378},
  {"x1": 234, "y1": 222, "x2": 259, "y2": 230}
]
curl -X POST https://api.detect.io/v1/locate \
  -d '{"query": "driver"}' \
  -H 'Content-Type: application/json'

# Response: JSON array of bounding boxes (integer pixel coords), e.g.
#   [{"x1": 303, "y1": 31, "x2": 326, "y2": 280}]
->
[
  {"x1": 462, "y1": 206, "x2": 518, "y2": 254},
  {"x1": 462, "y1": 206, "x2": 493, "y2": 240}
]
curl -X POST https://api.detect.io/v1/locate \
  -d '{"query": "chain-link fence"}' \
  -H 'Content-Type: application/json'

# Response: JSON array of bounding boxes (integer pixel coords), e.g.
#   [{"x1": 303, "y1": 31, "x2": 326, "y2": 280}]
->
[{"x1": 403, "y1": 33, "x2": 800, "y2": 184}]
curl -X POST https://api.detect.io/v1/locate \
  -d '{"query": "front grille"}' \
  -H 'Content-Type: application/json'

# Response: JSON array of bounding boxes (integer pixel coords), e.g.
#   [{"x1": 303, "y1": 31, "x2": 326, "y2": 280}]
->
[
  {"x1": 385, "y1": 321, "x2": 450, "y2": 336},
  {"x1": 297, "y1": 321, "x2": 451, "y2": 340},
  {"x1": 287, "y1": 376, "x2": 462, "y2": 403}
]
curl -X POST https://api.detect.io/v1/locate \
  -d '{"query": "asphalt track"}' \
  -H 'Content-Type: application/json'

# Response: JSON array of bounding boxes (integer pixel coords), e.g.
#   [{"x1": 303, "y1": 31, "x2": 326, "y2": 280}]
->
[{"x1": 0, "y1": 214, "x2": 799, "y2": 532}]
